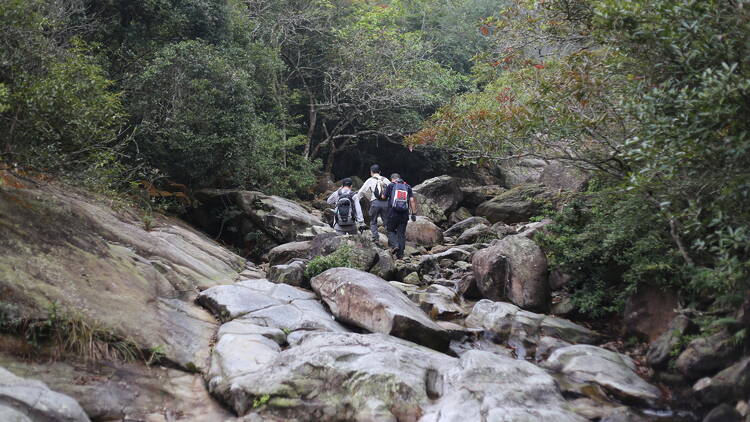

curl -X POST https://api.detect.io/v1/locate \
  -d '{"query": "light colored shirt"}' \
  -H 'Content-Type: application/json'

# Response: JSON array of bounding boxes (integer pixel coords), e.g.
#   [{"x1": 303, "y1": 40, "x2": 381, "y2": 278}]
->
[
  {"x1": 359, "y1": 175, "x2": 390, "y2": 202},
  {"x1": 326, "y1": 188, "x2": 364, "y2": 224}
]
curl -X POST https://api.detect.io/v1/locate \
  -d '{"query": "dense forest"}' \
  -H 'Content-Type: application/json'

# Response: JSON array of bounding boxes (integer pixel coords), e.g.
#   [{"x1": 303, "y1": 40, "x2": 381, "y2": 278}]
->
[{"x1": 1, "y1": 0, "x2": 749, "y2": 332}]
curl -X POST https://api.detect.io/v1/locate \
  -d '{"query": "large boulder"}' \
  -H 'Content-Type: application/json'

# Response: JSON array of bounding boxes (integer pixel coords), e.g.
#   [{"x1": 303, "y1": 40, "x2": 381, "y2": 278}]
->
[
  {"x1": 444, "y1": 216, "x2": 491, "y2": 238},
  {"x1": 472, "y1": 235, "x2": 550, "y2": 311},
  {"x1": 693, "y1": 357, "x2": 750, "y2": 406},
  {"x1": 459, "y1": 185, "x2": 506, "y2": 210},
  {"x1": 0, "y1": 178, "x2": 244, "y2": 372},
  {"x1": 623, "y1": 284, "x2": 680, "y2": 341},
  {"x1": 466, "y1": 300, "x2": 599, "y2": 359},
  {"x1": 675, "y1": 330, "x2": 741, "y2": 379},
  {"x1": 498, "y1": 158, "x2": 548, "y2": 188},
  {"x1": 544, "y1": 345, "x2": 662, "y2": 404},
  {"x1": 0, "y1": 367, "x2": 90, "y2": 422},
  {"x1": 412, "y1": 175, "x2": 464, "y2": 217},
  {"x1": 311, "y1": 268, "x2": 451, "y2": 350},
  {"x1": 475, "y1": 184, "x2": 555, "y2": 224},
  {"x1": 266, "y1": 241, "x2": 312, "y2": 266},
  {"x1": 414, "y1": 193, "x2": 447, "y2": 224},
  {"x1": 541, "y1": 161, "x2": 589, "y2": 192},
  {"x1": 268, "y1": 260, "x2": 306, "y2": 287},
  {"x1": 389, "y1": 282, "x2": 467, "y2": 320},
  {"x1": 456, "y1": 224, "x2": 495, "y2": 245},
  {"x1": 405, "y1": 216, "x2": 444, "y2": 247},
  {"x1": 211, "y1": 331, "x2": 587, "y2": 421}
]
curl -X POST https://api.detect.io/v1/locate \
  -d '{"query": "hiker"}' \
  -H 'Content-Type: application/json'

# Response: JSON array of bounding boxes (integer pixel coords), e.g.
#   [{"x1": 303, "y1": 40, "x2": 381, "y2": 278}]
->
[
  {"x1": 383, "y1": 173, "x2": 418, "y2": 259},
  {"x1": 358, "y1": 164, "x2": 390, "y2": 243},
  {"x1": 326, "y1": 178, "x2": 365, "y2": 235}
]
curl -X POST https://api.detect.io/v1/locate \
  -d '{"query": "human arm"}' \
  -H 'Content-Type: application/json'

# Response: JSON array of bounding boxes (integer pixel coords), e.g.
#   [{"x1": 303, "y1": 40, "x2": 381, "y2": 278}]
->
[
  {"x1": 353, "y1": 193, "x2": 365, "y2": 224},
  {"x1": 359, "y1": 178, "x2": 375, "y2": 201},
  {"x1": 326, "y1": 190, "x2": 338, "y2": 206}
]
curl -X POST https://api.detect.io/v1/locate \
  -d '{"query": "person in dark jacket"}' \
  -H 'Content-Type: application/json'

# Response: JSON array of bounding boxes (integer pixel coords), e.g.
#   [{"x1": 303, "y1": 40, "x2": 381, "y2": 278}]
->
[{"x1": 383, "y1": 173, "x2": 418, "y2": 259}]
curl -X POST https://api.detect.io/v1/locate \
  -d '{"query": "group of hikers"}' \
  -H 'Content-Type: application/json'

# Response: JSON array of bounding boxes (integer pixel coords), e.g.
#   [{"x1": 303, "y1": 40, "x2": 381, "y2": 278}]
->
[{"x1": 326, "y1": 164, "x2": 418, "y2": 259}]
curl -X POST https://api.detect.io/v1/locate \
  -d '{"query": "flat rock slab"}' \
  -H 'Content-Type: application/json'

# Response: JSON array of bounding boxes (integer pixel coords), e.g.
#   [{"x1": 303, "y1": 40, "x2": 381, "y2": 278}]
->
[
  {"x1": 198, "y1": 278, "x2": 346, "y2": 333},
  {"x1": 311, "y1": 268, "x2": 451, "y2": 351},
  {"x1": 0, "y1": 181, "x2": 244, "y2": 372},
  {"x1": 215, "y1": 331, "x2": 587, "y2": 422},
  {"x1": 543, "y1": 345, "x2": 662, "y2": 404},
  {"x1": 0, "y1": 367, "x2": 90, "y2": 422}
]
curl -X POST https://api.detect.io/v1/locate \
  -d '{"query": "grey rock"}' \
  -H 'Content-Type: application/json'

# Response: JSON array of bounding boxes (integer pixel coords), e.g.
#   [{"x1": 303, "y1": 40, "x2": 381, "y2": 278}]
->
[
  {"x1": 414, "y1": 193, "x2": 447, "y2": 224},
  {"x1": 194, "y1": 189, "x2": 327, "y2": 246},
  {"x1": 198, "y1": 278, "x2": 346, "y2": 333},
  {"x1": 459, "y1": 185, "x2": 506, "y2": 209},
  {"x1": 676, "y1": 330, "x2": 741, "y2": 379},
  {"x1": 0, "y1": 367, "x2": 89, "y2": 422},
  {"x1": 268, "y1": 260, "x2": 306, "y2": 286},
  {"x1": 0, "y1": 181, "x2": 245, "y2": 372},
  {"x1": 266, "y1": 241, "x2": 312, "y2": 266},
  {"x1": 646, "y1": 315, "x2": 697, "y2": 368},
  {"x1": 212, "y1": 331, "x2": 587, "y2": 421},
  {"x1": 389, "y1": 282, "x2": 466, "y2": 320},
  {"x1": 623, "y1": 284, "x2": 680, "y2": 342},
  {"x1": 413, "y1": 175, "x2": 464, "y2": 216},
  {"x1": 466, "y1": 300, "x2": 598, "y2": 358},
  {"x1": 518, "y1": 218, "x2": 554, "y2": 239},
  {"x1": 541, "y1": 161, "x2": 590, "y2": 192},
  {"x1": 491, "y1": 222, "x2": 516, "y2": 237},
  {"x1": 0, "y1": 354, "x2": 232, "y2": 421},
  {"x1": 403, "y1": 272, "x2": 422, "y2": 285},
  {"x1": 456, "y1": 224, "x2": 495, "y2": 245},
  {"x1": 702, "y1": 404, "x2": 742, "y2": 422},
  {"x1": 311, "y1": 268, "x2": 450, "y2": 350},
  {"x1": 544, "y1": 345, "x2": 662, "y2": 403},
  {"x1": 448, "y1": 207, "x2": 472, "y2": 225},
  {"x1": 369, "y1": 249, "x2": 397, "y2": 280},
  {"x1": 693, "y1": 356, "x2": 750, "y2": 406},
  {"x1": 444, "y1": 216, "x2": 491, "y2": 238},
  {"x1": 475, "y1": 184, "x2": 554, "y2": 224},
  {"x1": 472, "y1": 235, "x2": 550, "y2": 311},
  {"x1": 405, "y1": 216, "x2": 444, "y2": 247}
]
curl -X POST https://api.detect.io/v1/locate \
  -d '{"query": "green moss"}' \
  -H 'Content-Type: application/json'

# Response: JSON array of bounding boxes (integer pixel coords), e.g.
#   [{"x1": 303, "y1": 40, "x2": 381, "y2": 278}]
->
[{"x1": 304, "y1": 245, "x2": 354, "y2": 279}]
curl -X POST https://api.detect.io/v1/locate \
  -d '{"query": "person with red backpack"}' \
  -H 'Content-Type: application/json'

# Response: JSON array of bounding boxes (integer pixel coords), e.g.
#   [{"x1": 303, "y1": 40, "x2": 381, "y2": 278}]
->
[
  {"x1": 326, "y1": 178, "x2": 365, "y2": 235},
  {"x1": 383, "y1": 173, "x2": 418, "y2": 259}
]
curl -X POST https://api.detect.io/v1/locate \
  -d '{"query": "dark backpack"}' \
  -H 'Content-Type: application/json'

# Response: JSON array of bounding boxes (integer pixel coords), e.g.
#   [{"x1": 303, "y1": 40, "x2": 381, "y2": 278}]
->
[
  {"x1": 335, "y1": 189, "x2": 356, "y2": 226},
  {"x1": 390, "y1": 181, "x2": 410, "y2": 214}
]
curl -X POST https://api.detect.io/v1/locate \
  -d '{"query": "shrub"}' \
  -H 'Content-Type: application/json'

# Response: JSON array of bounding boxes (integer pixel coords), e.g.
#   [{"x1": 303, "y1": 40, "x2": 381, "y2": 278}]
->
[{"x1": 304, "y1": 245, "x2": 353, "y2": 279}]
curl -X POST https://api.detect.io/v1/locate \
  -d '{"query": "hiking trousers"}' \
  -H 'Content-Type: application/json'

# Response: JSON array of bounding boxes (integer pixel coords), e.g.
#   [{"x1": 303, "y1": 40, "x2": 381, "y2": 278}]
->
[
  {"x1": 386, "y1": 211, "x2": 409, "y2": 258},
  {"x1": 369, "y1": 200, "x2": 389, "y2": 241}
]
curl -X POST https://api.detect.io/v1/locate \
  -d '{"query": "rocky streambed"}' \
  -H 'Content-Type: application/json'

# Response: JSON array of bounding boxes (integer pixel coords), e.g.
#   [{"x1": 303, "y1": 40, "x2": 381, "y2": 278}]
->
[{"x1": 0, "y1": 169, "x2": 717, "y2": 421}]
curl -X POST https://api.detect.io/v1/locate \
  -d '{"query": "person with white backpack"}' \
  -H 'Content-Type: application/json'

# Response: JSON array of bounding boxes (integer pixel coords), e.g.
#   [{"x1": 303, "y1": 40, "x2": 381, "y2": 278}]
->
[
  {"x1": 326, "y1": 178, "x2": 365, "y2": 235},
  {"x1": 358, "y1": 164, "x2": 391, "y2": 243}
]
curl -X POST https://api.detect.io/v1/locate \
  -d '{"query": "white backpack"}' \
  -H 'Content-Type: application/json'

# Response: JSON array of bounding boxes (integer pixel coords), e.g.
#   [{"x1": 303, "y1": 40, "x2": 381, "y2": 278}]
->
[{"x1": 371, "y1": 176, "x2": 389, "y2": 201}]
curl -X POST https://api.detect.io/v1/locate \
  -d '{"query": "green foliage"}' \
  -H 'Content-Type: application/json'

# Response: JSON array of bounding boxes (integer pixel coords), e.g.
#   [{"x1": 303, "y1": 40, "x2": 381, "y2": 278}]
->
[
  {"x1": 304, "y1": 245, "x2": 353, "y2": 279},
  {"x1": 537, "y1": 184, "x2": 685, "y2": 317},
  {"x1": 129, "y1": 39, "x2": 316, "y2": 193},
  {"x1": 253, "y1": 394, "x2": 271, "y2": 408}
]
